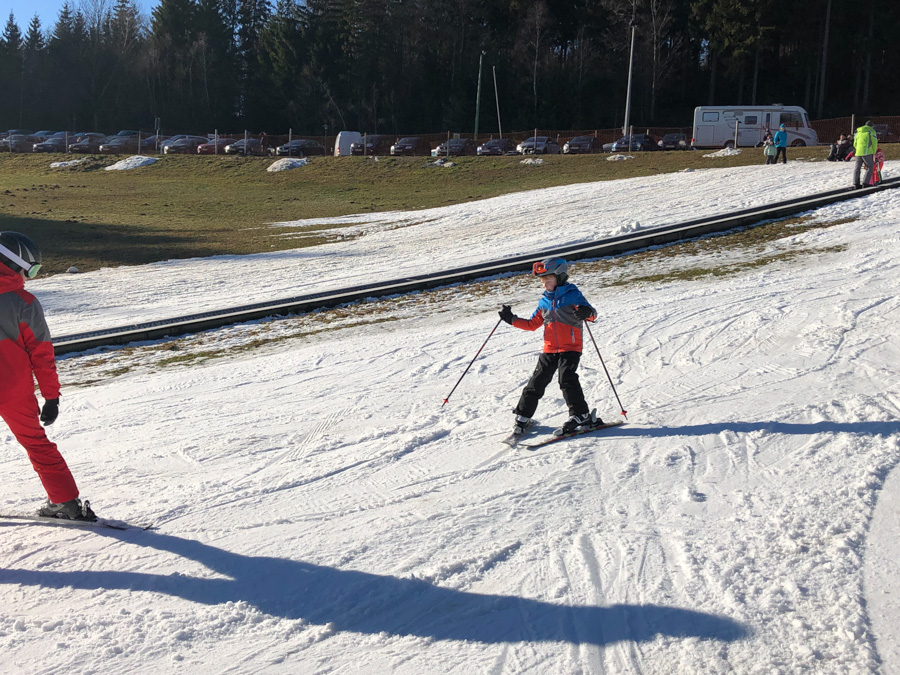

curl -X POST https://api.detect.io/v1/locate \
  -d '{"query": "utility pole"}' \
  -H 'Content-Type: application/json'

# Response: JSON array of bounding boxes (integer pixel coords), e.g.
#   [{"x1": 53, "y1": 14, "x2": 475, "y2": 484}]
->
[
  {"x1": 623, "y1": 17, "x2": 637, "y2": 150},
  {"x1": 474, "y1": 51, "x2": 485, "y2": 142},
  {"x1": 817, "y1": 0, "x2": 832, "y2": 118},
  {"x1": 493, "y1": 66, "x2": 503, "y2": 138}
]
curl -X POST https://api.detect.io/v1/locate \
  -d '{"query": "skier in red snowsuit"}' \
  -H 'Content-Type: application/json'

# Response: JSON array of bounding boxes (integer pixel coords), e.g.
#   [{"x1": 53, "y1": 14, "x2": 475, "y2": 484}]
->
[{"x1": 0, "y1": 232, "x2": 96, "y2": 521}]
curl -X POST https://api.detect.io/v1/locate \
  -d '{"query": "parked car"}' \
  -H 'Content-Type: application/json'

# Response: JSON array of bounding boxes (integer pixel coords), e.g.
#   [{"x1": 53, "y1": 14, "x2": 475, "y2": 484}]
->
[
  {"x1": 434, "y1": 138, "x2": 476, "y2": 156},
  {"x1": 350, "y1": 134, "x2": 393, "y2": 156},
  {"x1": 476, "y1": 138, "x2": 517, "y2": 156},
  {"x1": 33, "y1": 133, "x2": 70, "y2": 153},
  {"x1": 871, "y1": 124, "x2": 896, "y2": 143},
  {"x1": 99, "y1": 136, "x2": 140, "y2": 153},
  {"x1": 33, "y1": 130, "x2": 57, "y2": 141},
  {"x1": 224, "y1": 138, "x2": 270, "y2": 156},
  {"x1": 1, "y1": 130, "x2": 34, "y2": 151},
  {"x1": 658, "y1": 133, "x2": 689, "y2": 150},
  {"x1": 563, "y1": 135, "x2": 602, "y2": 154},
  {"x1": 197, "y1": 138, "x2": 236, "y2": 154},
  {"x1": 517, "y1": 136, "x2": 561, "y2": 155},
  {"x1": 391, "y1": 137, "x2": 431, "y2": 156},
  {"x1": 1, "y1": 133, "x2": 40, "y2": 152},
  {"x1": 334, "y1": 131, "x2": 362, "y2": 156},
  {"x1": 114, "y1": 129, "x2": 140, "y2": 137},
  {"x1": 1, "y1": 128, "x2": 33, "y2": 148},
  {"x1": 140, "y1": 134, "x2": 170, "y2": 152},
  {"x1": 610, "y1": 134, "x2": 657, "y2": 152},
  {"x1": 275, "y1": 139, "x2": 327, "y2": 157},
  {"x1": 68, "y1": 133, "x2": 109, "y2": 153},
  {"x1": 163, "y1": 135, "x2": 210, "y2": 154}
]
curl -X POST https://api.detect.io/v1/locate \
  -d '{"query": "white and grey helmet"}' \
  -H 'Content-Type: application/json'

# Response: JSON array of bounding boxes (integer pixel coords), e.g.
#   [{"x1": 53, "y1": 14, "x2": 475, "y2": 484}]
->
[
  {"x1": 532, "y1": 257, "x2": 569, "y2": 284},
  {"x1": 0, "y1": 231, "x2": 43, "y2": 278}
]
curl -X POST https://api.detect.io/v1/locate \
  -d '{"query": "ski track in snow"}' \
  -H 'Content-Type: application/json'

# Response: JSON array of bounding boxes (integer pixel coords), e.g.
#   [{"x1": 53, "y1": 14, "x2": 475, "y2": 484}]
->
[{"x1": 1, "y1": 161, "x2": 899, "y2": 673}]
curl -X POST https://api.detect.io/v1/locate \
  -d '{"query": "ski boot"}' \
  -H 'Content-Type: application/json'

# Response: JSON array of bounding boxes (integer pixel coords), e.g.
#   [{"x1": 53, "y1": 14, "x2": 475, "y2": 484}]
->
[
  {"x1": 503, "y1": 415, "x2": 537, "y2": 447},
  {"x1": 555, "y1": 409, "x2": 602, "y2": 436},
  {"x1": 39, "y1": 498, "x2": 97, "y2": 522}
]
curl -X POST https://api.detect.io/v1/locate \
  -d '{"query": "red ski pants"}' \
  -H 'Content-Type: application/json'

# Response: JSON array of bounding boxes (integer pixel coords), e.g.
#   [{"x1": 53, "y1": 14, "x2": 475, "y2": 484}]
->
[{"x1": 0, "y1": 393, "x2": 78, "y2": 504}]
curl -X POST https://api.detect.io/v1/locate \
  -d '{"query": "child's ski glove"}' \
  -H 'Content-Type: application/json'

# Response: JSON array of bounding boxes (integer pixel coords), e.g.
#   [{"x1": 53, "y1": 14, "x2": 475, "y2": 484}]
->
[
  {"x1": 574, "y1": 305, "x2": 595, "y2": 321},
  {"x1": 499, "y1": 305, "x2": 516, "y2": 325},
  {"x1": 40, "y1": 398, "x2": 59, "y2": 426}
]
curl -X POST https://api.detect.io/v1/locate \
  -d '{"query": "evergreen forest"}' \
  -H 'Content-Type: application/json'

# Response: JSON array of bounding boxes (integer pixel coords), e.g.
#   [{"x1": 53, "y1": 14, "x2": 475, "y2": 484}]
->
[{"x1": 0, "y1": 0, "x2": 897, "y2": 136}]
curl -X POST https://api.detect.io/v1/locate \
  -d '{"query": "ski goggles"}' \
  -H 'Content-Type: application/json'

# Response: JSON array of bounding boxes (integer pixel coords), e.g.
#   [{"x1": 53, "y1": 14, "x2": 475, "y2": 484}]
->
[
  {"x1": 0, "y1": 242, "x2": 41, "y2": 278},
  {"x1": 532, "y1": 261, "x2": 551, "y2": 275}
]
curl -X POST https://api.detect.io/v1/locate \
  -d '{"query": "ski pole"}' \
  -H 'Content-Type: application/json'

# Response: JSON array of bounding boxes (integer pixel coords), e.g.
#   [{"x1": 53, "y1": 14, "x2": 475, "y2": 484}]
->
[
  {"x1": 583, "y1": 320, "x2": 628, "y2": 419},
  {"x1": 442, "y1": 318, "x2": 503, "y2": 407}
]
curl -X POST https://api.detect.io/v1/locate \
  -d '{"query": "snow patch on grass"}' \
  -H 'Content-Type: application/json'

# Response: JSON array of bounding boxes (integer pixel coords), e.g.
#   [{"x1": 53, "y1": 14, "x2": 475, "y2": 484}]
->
[
  {"x1": 704, "y1": 147, "x2": 743, "y2": 158},
  {"x1": 104, "y1": 155, "x2": 158, "y2": 171},
  {"x1": 267, "y1": 158, "x2": 310, "y2": 172},
  {"x1": 49, "y1": 158, "x2": 87, "y2": 168}
]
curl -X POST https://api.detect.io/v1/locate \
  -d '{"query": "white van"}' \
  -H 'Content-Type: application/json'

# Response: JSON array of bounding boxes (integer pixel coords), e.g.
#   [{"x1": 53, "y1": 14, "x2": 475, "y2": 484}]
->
[
  {"x1": 691, "y1": 106, "x2": 818, "y2": 149},
  {"x1": 334, "y1": 131, "x2": 362, "y2": 157}
]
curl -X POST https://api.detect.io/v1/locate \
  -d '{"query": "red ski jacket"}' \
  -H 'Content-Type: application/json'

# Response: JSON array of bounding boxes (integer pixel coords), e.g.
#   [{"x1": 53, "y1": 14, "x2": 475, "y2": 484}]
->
[
  {"x1": 512, "y1": 283, "x2": 596, "y2": 353},
  {"x1": 0, "y1": 265, "x2": 60, "y2": 403}
]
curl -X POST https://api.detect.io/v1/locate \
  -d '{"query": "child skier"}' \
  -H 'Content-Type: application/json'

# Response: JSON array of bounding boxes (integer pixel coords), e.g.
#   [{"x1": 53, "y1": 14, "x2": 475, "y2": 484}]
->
[
  {"x1": 499, "y1": 258, "x2": 601, "y2": 439},
  {"x1": 0, "y1": 231, "x2": 96, "y2": 521}
]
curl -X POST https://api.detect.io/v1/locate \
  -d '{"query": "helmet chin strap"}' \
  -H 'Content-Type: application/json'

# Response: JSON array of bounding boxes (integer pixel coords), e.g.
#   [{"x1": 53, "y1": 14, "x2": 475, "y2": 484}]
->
[{"x1": 0, "y1": 242, "x2": 37, "y2": 274}]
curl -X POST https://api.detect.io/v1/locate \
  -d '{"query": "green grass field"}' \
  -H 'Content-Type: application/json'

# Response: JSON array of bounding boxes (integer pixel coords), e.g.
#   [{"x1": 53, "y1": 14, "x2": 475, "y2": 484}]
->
[{"x1": 1, "y1": 145, "x2": 895, "y2": 275}]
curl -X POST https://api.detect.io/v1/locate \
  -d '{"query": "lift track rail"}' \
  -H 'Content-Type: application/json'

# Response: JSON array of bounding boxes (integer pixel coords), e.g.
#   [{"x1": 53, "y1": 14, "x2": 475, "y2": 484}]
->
[{"x1": 54, "y1": 177, "x2": 899, "y2": 355}]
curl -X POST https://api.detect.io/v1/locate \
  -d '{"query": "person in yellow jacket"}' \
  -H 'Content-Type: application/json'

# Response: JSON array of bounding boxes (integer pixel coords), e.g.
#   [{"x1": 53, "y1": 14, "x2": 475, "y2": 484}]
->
[{"x1": 853, "y1": 121, "x2": 878, "y2": 189}]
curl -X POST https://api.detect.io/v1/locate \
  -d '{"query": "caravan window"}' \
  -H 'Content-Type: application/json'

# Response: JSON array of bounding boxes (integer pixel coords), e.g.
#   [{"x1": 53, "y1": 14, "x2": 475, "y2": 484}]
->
[
  {"x1": 781, "y1": 112, "x2": 802, "y2": 128},
  {"x1": 744, "y1": 115, "x2": 758, "y2": 125},
  {"x1": 702, "y1": 112, "x2": 719, "y2": 122}
]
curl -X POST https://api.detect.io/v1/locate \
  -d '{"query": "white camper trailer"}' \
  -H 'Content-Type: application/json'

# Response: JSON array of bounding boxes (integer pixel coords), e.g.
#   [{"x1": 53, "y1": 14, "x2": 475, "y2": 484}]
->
[{"x1": 691, "y1": 106, "x2": 818, "y2": 149}]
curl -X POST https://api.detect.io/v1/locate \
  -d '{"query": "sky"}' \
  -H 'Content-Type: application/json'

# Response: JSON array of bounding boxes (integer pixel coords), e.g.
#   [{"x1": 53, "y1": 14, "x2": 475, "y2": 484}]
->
[{"x1": 2, "y1": 0, "x2": 157, "y2": 29}]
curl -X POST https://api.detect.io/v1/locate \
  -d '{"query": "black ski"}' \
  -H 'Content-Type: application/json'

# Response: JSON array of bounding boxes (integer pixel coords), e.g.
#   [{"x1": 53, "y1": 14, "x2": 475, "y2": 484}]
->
[
  {"x1": 519, "y1": 419, "x2": 625, "y2": 448},
  {"x1": 0, "y1": 513, "x2": 134, "y2": 531}
]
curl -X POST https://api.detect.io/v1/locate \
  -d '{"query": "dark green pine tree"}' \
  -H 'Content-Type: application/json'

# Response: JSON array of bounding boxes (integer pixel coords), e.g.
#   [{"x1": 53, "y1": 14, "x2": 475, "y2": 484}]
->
[
  {"x1": 194, "y1": 0, "x2": 240, "y2": 128},
  {"x1": 236, "y1": 0, "x2": 272, "y2": 127},
  {"x1": 22, "y1": 15, "x2": 48, "y2": 129},
  {"x1": 258, "y1": 0, "x2": 307, "y2": 131},
  {"x1": 149, "y1": 0, "x2": 200, "y2": 130},
  {"x1": 0, "y1": 12, "x2": 24, "y2": 128}
]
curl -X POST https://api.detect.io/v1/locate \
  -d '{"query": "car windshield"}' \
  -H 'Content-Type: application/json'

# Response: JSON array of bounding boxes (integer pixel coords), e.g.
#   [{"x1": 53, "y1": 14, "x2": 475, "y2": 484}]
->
[
  {"x1": 571, "y1": 136, "x2": 592, "y2": 143},
  {"x1": 484, "y1": 139, "x2": 506, "y2": 145},
  {"x1": 397, "y1": 137, "x2": 417, "y2": 144}
]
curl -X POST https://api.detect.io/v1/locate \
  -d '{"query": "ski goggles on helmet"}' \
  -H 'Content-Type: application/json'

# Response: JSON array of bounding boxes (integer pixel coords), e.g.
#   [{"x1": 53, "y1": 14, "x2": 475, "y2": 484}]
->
[
  {"x1": 0, "y1": 242, "x2": 42, "y2": 278},
  {"x1": 532, "y1": 261, "x2": 550, "y2": 275}
]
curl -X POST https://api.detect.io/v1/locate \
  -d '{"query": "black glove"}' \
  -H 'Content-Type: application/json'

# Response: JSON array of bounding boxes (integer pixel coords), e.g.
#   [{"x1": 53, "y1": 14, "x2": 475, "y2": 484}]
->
[
  {"x1": 40, "y1": 398, "x2": 59, "y2": 425},
  {"x1": 499, "y1": 305, "x2": 516, "y2": 325},
  {"x1": 574, "y1": 305, "x2": 595, "y2": 321}
]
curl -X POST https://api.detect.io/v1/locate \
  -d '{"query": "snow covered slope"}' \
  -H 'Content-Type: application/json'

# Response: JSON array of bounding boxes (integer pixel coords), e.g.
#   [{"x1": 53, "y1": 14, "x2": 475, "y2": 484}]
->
[
  {"x1": 33, "y1": 161, "x2": 870, "y2": 336},
  {"x1": 1, "y1": 163, "x2": 899, "y2": 673}
]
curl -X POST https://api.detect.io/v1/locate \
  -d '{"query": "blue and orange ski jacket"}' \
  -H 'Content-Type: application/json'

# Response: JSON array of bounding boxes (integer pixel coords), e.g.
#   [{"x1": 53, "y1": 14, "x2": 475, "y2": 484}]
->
[
  {"x1": 512, "y1": 283, "x2": 596, "y2": 353},
  {"x1": 0, "y1": 264, "x2": 60, "y2": 403}
]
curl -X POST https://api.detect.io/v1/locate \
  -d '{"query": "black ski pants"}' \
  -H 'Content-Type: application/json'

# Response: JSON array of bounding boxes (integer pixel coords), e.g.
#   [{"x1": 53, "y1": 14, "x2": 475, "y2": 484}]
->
[
  {"x1": 775, "y1": 146, "x2": 787, "y2": 164},
  {"x1": 514, "y1": 351, "x2": 589, "y2": 420}
]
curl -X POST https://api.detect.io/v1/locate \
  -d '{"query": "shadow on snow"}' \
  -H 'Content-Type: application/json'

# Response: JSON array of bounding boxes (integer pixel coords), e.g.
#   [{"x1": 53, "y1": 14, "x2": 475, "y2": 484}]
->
[
  {"x1": 0, "y1": 527, "x2": 748, "y2": 646},
  {"x1": 604, "y1": 420, "x2": 900, "y2": 439}
]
